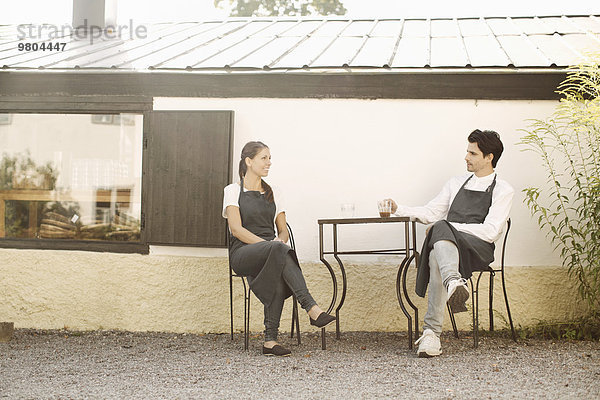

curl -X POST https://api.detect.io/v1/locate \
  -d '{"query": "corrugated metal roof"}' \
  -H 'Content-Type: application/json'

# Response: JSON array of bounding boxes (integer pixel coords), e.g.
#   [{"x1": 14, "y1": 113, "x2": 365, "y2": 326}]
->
[{"x1": 1, "y1": 15, "x2": 599, "y2": 71}]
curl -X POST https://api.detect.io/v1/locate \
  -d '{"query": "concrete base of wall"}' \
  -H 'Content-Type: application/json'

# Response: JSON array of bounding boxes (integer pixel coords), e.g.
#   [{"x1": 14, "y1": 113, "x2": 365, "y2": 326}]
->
[
  {"x1": 0, "y1": 249, "x2": 586, "y2": 335},
  {"x1": 0, "y1": 321, "x2": 14, "y2": 342}
]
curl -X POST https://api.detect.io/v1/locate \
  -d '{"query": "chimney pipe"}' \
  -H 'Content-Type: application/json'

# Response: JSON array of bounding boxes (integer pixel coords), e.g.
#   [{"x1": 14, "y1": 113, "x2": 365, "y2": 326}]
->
[{"x1": 72, "y1": 0, "x2": 117, "y2": 31}]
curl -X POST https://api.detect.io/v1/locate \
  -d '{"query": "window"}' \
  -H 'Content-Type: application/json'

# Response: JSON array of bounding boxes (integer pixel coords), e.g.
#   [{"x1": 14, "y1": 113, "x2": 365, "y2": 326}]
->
[
  {"x1": 0, "y1": 102, "x2": 233, "y2": 253},
  {"x1": 0, "y1": 113, "x2": 143, "y2": 243}
]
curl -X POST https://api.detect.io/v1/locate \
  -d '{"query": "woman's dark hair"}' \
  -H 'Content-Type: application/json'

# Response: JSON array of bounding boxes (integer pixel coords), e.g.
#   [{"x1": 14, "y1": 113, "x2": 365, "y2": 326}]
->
[
  {"x1": 468, "y1": 129, "x2": 504, "y2": 168},
  {"x1": 238, "y1": 141, "x2": 274, "y2": 202}
]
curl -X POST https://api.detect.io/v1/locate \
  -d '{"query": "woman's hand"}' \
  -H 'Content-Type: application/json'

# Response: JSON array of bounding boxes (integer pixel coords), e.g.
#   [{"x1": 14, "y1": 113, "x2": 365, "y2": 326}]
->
[{"x1": 272, "y1": 237, "x2": 290, "y2": 246}]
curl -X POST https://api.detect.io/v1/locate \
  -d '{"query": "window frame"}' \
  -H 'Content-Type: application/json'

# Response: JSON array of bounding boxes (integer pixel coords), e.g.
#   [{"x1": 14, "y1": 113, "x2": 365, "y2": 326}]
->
[{"x1": 0, "y1": 96, "x2": 152, "y2": 254}]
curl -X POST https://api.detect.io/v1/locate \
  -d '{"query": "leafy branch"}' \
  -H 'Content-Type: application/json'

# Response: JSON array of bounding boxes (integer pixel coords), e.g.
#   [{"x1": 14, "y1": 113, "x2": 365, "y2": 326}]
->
[{"x1": 519, "y1": 54, "x2": 600, "y2": 316}]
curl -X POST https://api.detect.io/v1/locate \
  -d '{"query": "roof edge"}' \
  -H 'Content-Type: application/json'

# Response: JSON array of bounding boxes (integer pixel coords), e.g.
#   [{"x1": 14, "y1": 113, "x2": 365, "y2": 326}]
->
[
  {"x1": 0, "y1": 67, "x2": 570, "y2": 75},
  {"x1": 2, "y1": 14, "x2": 599, "y2": 25},
  {"x1": 0, "y1": 68, "x2": 567, "y2": 100}
]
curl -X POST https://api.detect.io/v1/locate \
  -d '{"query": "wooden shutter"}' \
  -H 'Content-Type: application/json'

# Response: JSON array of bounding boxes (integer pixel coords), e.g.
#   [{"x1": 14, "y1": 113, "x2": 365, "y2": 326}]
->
[{"x1": 143, "y1": 111, "x2": 233, "y2": 246}]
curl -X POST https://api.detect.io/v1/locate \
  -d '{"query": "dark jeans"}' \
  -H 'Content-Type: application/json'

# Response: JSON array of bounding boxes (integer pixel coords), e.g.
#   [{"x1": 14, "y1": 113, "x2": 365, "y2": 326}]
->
[{"x1": 234, "y1": 249, "x2": 317, "y2": 342}]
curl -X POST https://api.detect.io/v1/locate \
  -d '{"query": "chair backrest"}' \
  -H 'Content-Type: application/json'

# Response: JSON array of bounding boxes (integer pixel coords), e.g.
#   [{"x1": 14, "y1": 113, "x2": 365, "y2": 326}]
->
[
  {"x1": 286, "y1": 222, "x2": 296, "y2": 251},
  {"x1": 499, "y1": 218, "x2": 511, "y2": 270}
]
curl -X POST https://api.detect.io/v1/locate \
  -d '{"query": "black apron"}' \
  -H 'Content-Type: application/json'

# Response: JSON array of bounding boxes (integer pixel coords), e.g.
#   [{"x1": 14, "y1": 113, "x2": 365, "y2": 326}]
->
[
  {"x1": 415, "y1": 174, "x2": 497, "y2": 297},
  {"x1": 229, "y1": 178, "x2": 298, "y2": 305}
]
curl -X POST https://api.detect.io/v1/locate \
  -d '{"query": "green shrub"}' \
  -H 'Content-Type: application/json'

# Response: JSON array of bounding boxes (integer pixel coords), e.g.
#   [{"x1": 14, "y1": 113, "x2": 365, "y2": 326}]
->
[{"x1": 519, "y1": 56, "x2": 600, "y2": 318}]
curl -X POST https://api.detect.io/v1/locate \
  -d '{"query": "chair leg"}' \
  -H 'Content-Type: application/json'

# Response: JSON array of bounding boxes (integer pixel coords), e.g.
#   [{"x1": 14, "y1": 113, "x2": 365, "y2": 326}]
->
[
  {"x1": 472, "y1": 277, "x2": 479, "y2": 348},
  {"x1": 447, "y1": 304, "x2": 459, "y2": 338},
  {"x1": 229, "y1": 271, "x2": 234, "y2": 341},
  {"x1": 242, "y1": 278, "x2": 250, "y2": 351},
  {"x1": 489, "y1": 273, "x2": 495, "y2": 331},
  {"x1": 290, "y1": 295, "x2": 301, "y2": 345},
  {"x1": 246, "y1": 291, "x2": 251, "y2": 351},
  {"x1": 290, "y1": 298, "x2": 296, "y2": 338},
  {"x1": 292, "y1": 297, "x2": 301, "y2": 345},
  {"x1": 295, "y1": 308, "x2": 301, "y2": 345},
  {"x1": 501, "y1": 268, "x2": 518, "y2": 342}
]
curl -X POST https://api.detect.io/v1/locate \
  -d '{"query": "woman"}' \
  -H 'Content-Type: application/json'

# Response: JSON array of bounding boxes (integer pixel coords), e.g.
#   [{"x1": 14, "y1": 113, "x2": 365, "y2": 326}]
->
[{"x1": 223, "y1": 141, "x2": 335, "y2": 356}]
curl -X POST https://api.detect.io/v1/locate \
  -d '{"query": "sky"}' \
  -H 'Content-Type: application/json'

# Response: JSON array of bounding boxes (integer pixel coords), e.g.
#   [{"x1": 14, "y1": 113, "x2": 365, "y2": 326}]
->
[{"x1": 2, "y1": 0, "x2": 600, "y2": 24}]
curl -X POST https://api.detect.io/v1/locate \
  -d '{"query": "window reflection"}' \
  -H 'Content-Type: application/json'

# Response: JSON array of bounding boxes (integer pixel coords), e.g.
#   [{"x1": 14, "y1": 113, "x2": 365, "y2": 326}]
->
[{"x1": 0, "y1": 113, "x2": 143, "y2": 242}]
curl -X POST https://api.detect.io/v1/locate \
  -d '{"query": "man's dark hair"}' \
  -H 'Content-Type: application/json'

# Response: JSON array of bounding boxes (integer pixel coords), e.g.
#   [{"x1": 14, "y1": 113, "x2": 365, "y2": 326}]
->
[{"x1": 468, "y1": 129, "x2": 504, "y2": 168}]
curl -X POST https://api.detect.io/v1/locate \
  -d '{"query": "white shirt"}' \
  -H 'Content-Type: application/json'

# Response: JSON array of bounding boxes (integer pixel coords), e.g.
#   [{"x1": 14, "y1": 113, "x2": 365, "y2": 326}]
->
[
  {"x1": 394, "y1": 172, "x2": 514, "y2": 243},
  {"x1": 222, "y1": 182, "x2": 286, "y2": 221}
]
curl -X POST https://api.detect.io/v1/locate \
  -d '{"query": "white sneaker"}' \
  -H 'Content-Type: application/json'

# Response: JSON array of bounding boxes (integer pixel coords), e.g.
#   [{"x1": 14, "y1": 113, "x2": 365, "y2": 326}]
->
[
  {"x1": 415, "y1": 328, "x2": 442, "y2": 358},
  {"x1": 447, "y1": 278, "x2": 469, "y2": 313}
]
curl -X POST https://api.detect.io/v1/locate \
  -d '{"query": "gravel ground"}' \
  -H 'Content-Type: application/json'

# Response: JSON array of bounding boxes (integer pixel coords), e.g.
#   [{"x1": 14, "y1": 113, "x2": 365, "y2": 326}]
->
[{"x1": 1, "y1": 329, "x2": 599, "y2": 399}]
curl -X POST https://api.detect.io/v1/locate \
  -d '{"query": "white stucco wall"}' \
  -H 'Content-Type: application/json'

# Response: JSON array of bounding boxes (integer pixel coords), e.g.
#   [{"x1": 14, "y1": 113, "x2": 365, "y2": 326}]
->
[{"x1": 154, "y1": 97, "x2": 561, "y2": 268}]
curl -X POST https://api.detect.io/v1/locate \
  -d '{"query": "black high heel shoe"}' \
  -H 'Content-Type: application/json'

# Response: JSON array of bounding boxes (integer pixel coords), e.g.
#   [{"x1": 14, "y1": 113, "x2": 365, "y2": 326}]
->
[{"x1": 309, "y1": 312, "x2": 336, "y2": 328}]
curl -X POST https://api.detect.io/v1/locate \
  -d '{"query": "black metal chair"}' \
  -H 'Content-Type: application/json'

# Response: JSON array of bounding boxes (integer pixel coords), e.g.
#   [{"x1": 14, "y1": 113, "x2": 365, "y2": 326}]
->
[
  {"x1": 447, "y1": 218, "x2": 517, "y2": 347},
  {"x1": 228, "y1": 222, "x2": 301, "y2": 350}
]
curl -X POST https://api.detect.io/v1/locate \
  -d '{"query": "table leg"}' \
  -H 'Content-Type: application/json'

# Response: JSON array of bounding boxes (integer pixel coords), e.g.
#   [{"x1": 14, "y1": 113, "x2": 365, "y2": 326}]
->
[
  {"x1": 333, "y1": 253, "x2": 346, "y2": 340},
  {"x1": 319, "y1": 257, "x2": 338, "y2": 350},
  {"x1": 404, "y1": 222, "x2": 420, "y2": 345},
  {"x1": 411, "y1": 221, "x2": 420, "y2": 337},
  {"x1": 396, "y1": 256, "x2": 413, "y2": 348},
  {"x1": 319, "y1": 223, "x2": 339, "y2": 350},
  {"x1": 332, "y1": 224, "x2": 346, "y2": 340},
  {"x1": 402, "y1": 253, "x2": 419, "y2": 341}
]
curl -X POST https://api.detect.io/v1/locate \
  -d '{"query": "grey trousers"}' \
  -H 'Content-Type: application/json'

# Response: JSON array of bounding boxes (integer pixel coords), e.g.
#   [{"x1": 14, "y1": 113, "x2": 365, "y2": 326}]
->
[
  {"x1": 262, "y1": 252, "x2": 317, "y2": 341},
  {"x1": 235, "y1": 249, "x2": 317, "y2": 342},
  {"x1": 423, "y1": 240, "x2": 462, "y2": 336}
]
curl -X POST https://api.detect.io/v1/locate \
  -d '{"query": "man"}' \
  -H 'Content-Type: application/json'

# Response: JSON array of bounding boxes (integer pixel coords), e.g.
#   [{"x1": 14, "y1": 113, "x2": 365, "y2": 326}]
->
[{"x1": 389, "y1": 129, "x2": 514, "y2": 358}]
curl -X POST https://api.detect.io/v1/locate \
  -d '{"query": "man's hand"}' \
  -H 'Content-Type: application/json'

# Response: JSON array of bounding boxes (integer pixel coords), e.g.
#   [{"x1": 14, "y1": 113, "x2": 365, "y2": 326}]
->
[{"x1": 384, "y1": 198, "x2": 398, "y2": 214}]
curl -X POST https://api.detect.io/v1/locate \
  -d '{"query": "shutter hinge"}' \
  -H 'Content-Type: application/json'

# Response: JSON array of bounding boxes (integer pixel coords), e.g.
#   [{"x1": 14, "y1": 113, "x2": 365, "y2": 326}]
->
[
  {"x1": 143, "y1": 137, "x2": 148, "y2": 149},
  {"x1": 141, "y1": 212, "x2": 145, "y2": 229}
]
